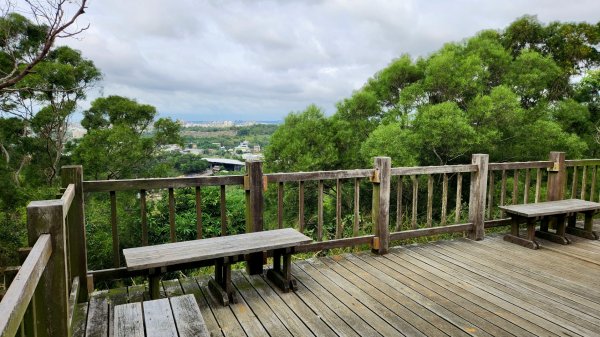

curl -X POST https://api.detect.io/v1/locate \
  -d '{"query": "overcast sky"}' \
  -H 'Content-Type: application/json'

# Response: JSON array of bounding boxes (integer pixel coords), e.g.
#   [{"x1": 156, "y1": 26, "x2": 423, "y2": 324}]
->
[{"x1": 57, "y1": 0, "x2": 600, "y2": 121}]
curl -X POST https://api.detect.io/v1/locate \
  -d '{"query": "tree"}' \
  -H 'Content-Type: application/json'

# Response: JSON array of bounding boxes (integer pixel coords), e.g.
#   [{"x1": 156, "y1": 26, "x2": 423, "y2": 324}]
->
[
  {"x1": 72, "y1": 96, "x2": 181, "y2": 180},
  {"x1": 0, "y1": 0, "x2": 89, "y2": 91},
  {"x1": 265, "y1": 105, "x2": 338, "y2": 172}
]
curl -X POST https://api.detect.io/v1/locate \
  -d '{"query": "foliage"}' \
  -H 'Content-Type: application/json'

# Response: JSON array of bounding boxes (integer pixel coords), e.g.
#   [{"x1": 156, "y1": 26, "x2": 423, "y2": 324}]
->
[{"x1": 267, "y1": 16, "x2": 600, "y2": 171}]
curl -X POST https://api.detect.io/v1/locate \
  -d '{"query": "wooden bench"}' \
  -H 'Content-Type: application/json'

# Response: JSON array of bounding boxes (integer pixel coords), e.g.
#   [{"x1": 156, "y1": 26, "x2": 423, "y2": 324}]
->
[
  {"x1": 114, "y1": 294, "x2": 209, "y2": 337},
  {"x1": 123, "y1": 228, "x2": 312, "y2": 305},
  {"x1": 499, "y1": 199, "x2": 600, "y2": 249}
]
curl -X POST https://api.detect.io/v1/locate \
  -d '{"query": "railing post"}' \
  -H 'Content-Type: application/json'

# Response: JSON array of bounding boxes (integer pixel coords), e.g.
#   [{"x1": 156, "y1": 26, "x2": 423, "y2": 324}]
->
[
  {"x1": 61, "y1": 165, "x2": 88, "y2": 302},
  {"x1": 547, "y1": 151, "x2": 566, "y2": 201},
  {"x1": 27, "y1": 200, "x2": 70, "y2": 337},
  {"x1": 371, "y1": 157, "x2": 391, "y2": 255},
  {"x1": 468, "y1": 154, "x2": 489, "y2": 241},
  {"x1": 245, "y1": 160, "x2": 264, "y2": 274}
]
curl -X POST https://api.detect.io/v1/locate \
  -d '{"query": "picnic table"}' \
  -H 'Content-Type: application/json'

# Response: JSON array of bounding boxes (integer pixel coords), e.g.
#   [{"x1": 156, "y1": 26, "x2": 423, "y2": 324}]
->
[
  {"x1": 499, "y1": 199, "x2": 600, "y2": 249},
  {"x1": 123, "y1": 228, "x2": 312, "y2": 305}
]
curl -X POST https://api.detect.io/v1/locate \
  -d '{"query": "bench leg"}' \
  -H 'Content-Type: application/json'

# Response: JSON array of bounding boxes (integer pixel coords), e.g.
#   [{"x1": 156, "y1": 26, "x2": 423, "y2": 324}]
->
[
  {"x1": 566, "y1": 211, "x2": 599, "y2": 240},
  {"x1": 536, "y1": 215, "x2": 570, "y2": 245},
  {"x1": 149, "y1": 269, "x2": 161, "y2": 300},
  {"x1": 209, "y1": 258, "x2": 237, "y2": 306},
  {"x1": 267, "y1": 248, "x2": 297, "y2": 293},
  {"x1": 504, "y1": 216, "x2": 539, "y2": 249}
]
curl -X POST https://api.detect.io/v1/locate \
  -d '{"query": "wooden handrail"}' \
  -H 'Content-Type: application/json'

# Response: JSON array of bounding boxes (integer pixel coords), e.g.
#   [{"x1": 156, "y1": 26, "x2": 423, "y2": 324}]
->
[
  {"x1": 565, "y1": 159, "x2": 600, "y2": 167},
  {"x1": 488, "y1": 161, "x2": 553, "y2": 170},
  {"x1": 61, "y1": 184, "x2": 75, "y2": 219},
  {"x1": 265, "y1": 169, "x2": 374, "y2": 183},
  {"x1": 0, "y1": 234, "x2": 52, "y2": 337},
  {"x1": 391, "y1": 164, "x2": 477, "y2": 176},
  {"x1": 83, "y1": 175, "x2": 244, "y2": 192}
]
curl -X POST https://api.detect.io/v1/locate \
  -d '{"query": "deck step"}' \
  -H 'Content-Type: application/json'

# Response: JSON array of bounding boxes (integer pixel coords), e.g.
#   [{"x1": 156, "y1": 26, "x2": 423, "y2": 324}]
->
[{"x1": 113, "y1": 294, "x2": 209, "y2": 337}]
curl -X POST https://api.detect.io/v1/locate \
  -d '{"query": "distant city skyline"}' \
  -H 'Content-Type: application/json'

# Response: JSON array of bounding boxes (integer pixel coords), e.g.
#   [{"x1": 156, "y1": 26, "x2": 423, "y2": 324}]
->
[{"x1": 58, "y1": 0, "x2": 600, "y2": 121}]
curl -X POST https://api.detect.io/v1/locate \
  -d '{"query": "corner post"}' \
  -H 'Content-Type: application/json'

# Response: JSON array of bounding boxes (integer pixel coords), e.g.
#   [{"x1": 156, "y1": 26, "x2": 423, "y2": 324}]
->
[
  {"x1": 468, "y1": 154, "x2": 489, "y2": 240},
  {"x1": 245, "y1": 160, "x2": 264, "y2": 274},
  {"x1": 547, "y1": 151, "x2": 566, "y2": 201},
  {"x1": 61, "y1": 165, "x2": 88, "y2": 302},
  {"x1": 371, "y1": 157, "x2": 391, "y2": 254},
  {"x1": 27, "y1": 200, "x2": 70, "y2": 337}
]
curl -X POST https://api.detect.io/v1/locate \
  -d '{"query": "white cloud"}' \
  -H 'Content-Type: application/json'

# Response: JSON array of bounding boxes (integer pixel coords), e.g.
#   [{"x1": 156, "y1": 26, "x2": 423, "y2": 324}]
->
[{"x1": 60, "y1": 0, "x2": 600, "y2": 121}]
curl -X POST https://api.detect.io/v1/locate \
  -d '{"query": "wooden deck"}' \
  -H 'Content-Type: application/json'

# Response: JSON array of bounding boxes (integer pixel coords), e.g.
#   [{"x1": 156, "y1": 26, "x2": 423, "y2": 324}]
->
[{"x1": 74, "y1": 228, "x2": 600, "y2": 337}]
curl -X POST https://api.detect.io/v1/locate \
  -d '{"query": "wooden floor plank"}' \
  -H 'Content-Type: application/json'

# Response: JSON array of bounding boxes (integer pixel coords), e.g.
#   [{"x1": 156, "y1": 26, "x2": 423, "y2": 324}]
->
[
  {"x1": 449, "y1": 238, "x2": 600, "y2": 299},
  {"x1": 425, "y1": 243, "x2": 600, "y2": 332},
  {"x1": 287, "y1": 265, "x2": 365, "y2": 337},
  {"x1": 220, "y1": 273, "x2": 270, "y2": 337},
  {"x1": 346, "y1": 252, "x2": 525, "y2": 337},
  {"x1": 438, "y1": 240, "x2": 600, "y2": 314},
  {"x1": 127, "y1": 284, "x2": 146, "y2": 303},
  {"x1": 257, "y1": 273, "x2": 341, "y2": 337},
  {"x1": 85, "y1": 292, "x2": 109, "y2": 337},
  {"x1": 405, "y1": 245, "x2": 597, "y2": 336},
  {"x1": 170, "y1": 294, "x2": 210, "y2": 337},
  {"x1": 231, "y1": 271, "x2": 293, "y2": 337},
  {"x1": 114, "y1": 302, "x2": 144, "y2": 337},
  {"x1": 143, "y1": 298, "x2": 178, "y2": 337},
  {"x1": 372, "y1": 250, "x2": 539, "y2": 337},
  {"x1": 162, "y1": 278, "x2": 184, "y2": 297},
  {"x1": 344, "y1": 253, "x2": 502, "y2": 337},
  {"x1": 194, "y1": 277, "x2": 248, "y2": 337},
  {"x1": 179, "y1": 276, "x2": 224, "y2": 337},
  {"x1": 320, "y1": 256, "x2": 452, "y2": 337},
  {"x1": 387, "y1": 249, "x2": 561, "y2": 337},
  {"x1": 291, "y1": 263, "x2": 383, "y2": 337},
  {"x1": 297, "y1": 259, "x2": 405, "y2": 336},
  {"x1": 242, "y1": 272, "x2": 317, "y2": 337},
  {"x1": 72, "y1": 302, "x2": 88, "y2": 337}
]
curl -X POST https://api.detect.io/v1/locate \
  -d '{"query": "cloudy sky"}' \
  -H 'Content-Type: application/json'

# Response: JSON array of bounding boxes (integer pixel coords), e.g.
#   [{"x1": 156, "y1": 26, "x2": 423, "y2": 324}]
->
[{"x1": 56, "y1": 0, "x2": 600, "y2": 121}]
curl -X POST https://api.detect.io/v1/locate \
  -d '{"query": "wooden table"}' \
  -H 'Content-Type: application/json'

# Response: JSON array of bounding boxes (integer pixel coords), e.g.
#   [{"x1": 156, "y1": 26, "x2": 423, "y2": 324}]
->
[
  {"x1": 499, "y1": 199, "x2": 600, "y2": 249},
  {"x1": 123, "y1": 228, "x2": 312, "y2": 305},
  {"x1": 114, "y1": 294, "x2": 209, "y2": 337}
]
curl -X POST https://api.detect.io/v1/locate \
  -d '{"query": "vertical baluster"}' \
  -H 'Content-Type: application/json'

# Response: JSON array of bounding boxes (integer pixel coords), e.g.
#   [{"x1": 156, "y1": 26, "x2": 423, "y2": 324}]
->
[
  {"x1": 354, "y1": 178, "x2": 360, "y2": 237},
  {"x1": 395, "y1": 177, "x2": 403, "y2": 231},
  {"x1": 277, "y1": 182, "x2": 284, "y2": 229},
  {"x1": 411, "y1": 175, "x2": 418, "y2": 229},
  {"x1": 512, "y1": 170, "x2": 519, "y2": 205},
  {"x1": 524, "y1": 169, "x2": 530, "y2": 204},
  {"x1": 318, "y1": 180, "x2": 324, "y2": 241},
  {"x1": 455, "y1": 173, "x2": 462, "y2": 223},
  {"x1": 441, "y1": 174, "x2": 448, "y2": 225},
  {"x1": 195, "y1": 186, "x2": 202, "y2": 239},
  {"x1": 500, "y1": 170, "x2": 506, "y2": 217},
  {"x1": 220, "y1": 185, "x2": 227, "y2": 236},
  {"x1": 581, "y1": 166, "x2": 588, "y2": 200},
  {"x1": 535, "y1": 168, "x2": 542, "y2": 203},
  {"x1": 110, "y1": 191, "x2": 120, "y2": 267},
  {"x1": 591, "y1": 166, "x2": 597, "y2": 202},
  {"x1": 169, "y1": 188, "x2": 176, "y2": 242},
  {"x1": 486, "y1": 172, "x2": 494, "y2": 219},
  {"x1": 426, "y1": 175, "x2": 433, "y2": 227},
  {"x1": 571, "y1": 166, "x2": 578, "y2": 198},
  {"x1": 140, "y1": 189, "x2": 148, "y2": 246},
  {"x1": 299, "y1": 181, "x2": 304, "y2": 233},
  {"x1": 336, "y1": 179, "x2": 342, "y2": 239}
]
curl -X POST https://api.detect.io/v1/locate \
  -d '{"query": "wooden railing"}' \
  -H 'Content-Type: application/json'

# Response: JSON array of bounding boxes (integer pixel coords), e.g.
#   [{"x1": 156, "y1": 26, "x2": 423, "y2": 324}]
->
[
  {"x1": 46, "y1": 151, "x2": 592, "y2": 290},
  {"x1": 0, "y1": 182, "x2": 82, "y2": 337}
]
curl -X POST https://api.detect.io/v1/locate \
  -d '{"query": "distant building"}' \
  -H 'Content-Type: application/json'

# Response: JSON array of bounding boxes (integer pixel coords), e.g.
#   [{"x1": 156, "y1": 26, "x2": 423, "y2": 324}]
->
[
  {"x1": 253, "y1": 145, "x2": 261, "y2": 153},
  {"x1": 204, "y1": 158, "x2": 245, "y2": 171}
]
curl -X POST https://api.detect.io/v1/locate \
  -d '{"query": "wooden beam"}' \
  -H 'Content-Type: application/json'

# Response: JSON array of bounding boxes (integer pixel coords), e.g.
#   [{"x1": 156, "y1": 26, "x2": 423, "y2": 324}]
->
[
  {"x1": 391, "y1": 164, "x2": 476, "y2": 176},
  {"x1": 390, "y1": 223, "x2": 473, "y2": 241},
  {"x1": 83, "y1": 175, "x2": 244, "y2": 192},
  {"x1": 0, "y1": 235, "x2": 51, "y2": 337},
  {"x1": 372, "y1": 157, "x2": 391, "y2": 254},
  {"x1": 468, "y1": 154, "x2": 489, "y2": 240}
]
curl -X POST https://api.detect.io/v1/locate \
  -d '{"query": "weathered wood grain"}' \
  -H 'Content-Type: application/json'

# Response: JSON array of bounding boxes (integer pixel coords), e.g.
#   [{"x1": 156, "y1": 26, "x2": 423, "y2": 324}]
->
[
  {"x1": 114, "y1": 303, "x2": 144, "y2": 337},
  {"x1": 170, "y1": 294, "x2": 210, "y2": 337},
  {"x1": 0, "y1": 235, "x2": 51, "y2": 337},
  {"x1": 143, "y1": 298, "x2": 177, "y2": 337},
  {"x1": 468, "y1": 154, "x2": 488, "y2": 240},
  {"x1": 168, "y1": 188, "x2": 176, "y2": 242},
  {"x1": 411, "y1": 175, "x2": 418, "y2": 229},
  {"x1": 195, "y1": 186, "x2": 202, "y2": 239},
  {"x1": 123, "y1": 228, "x2": 311, "y2": 271},
  {"x1": 354, "y1": 178, "x2": 360, "y2": 236},
  {"x1": 140, "y1": 189, "x2": 148, "y2": 245},
  {"x1": 336, "y1": 179, "x2": 343, "y2": 239},
  {"x1": 499, "y1": 199, "x2": 600, "y2": 217},
  {"x1": 391, "y1": 164, "x2": 476, "y2": 176},
  {"x1": 372, "y1": 157, "x2": 391, "y2": 254},
  {"x1": 390, "y1": 223, "x2": 472, "y2": 241},
  {"x1": 83, "y1": 175, "x2": 244, "y2": 192},
  {"x1": 318, "y1": 180, "x2": 324, "y2": 241},
  {"x1": 266, "y1": 169, "x2": 374, "y2": 183},
  {"x1": 277, "y1": 182, "x2": 283, "y2": 229},
  {"x1": 298, "y1": 181, "x2": 305, "y2": 233},
  {"x1": 455, "y1": 173, "x2": 462, "y2": 223},
  {"x1": 426, "y1": 175, "x2": 433, "y2": 228},
  {"x1": 488, "y1": 161, "x2": 552, "y2": 170},
  {"x1": 110, "y1": 191, "x2": 120, "y2": 267}
]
